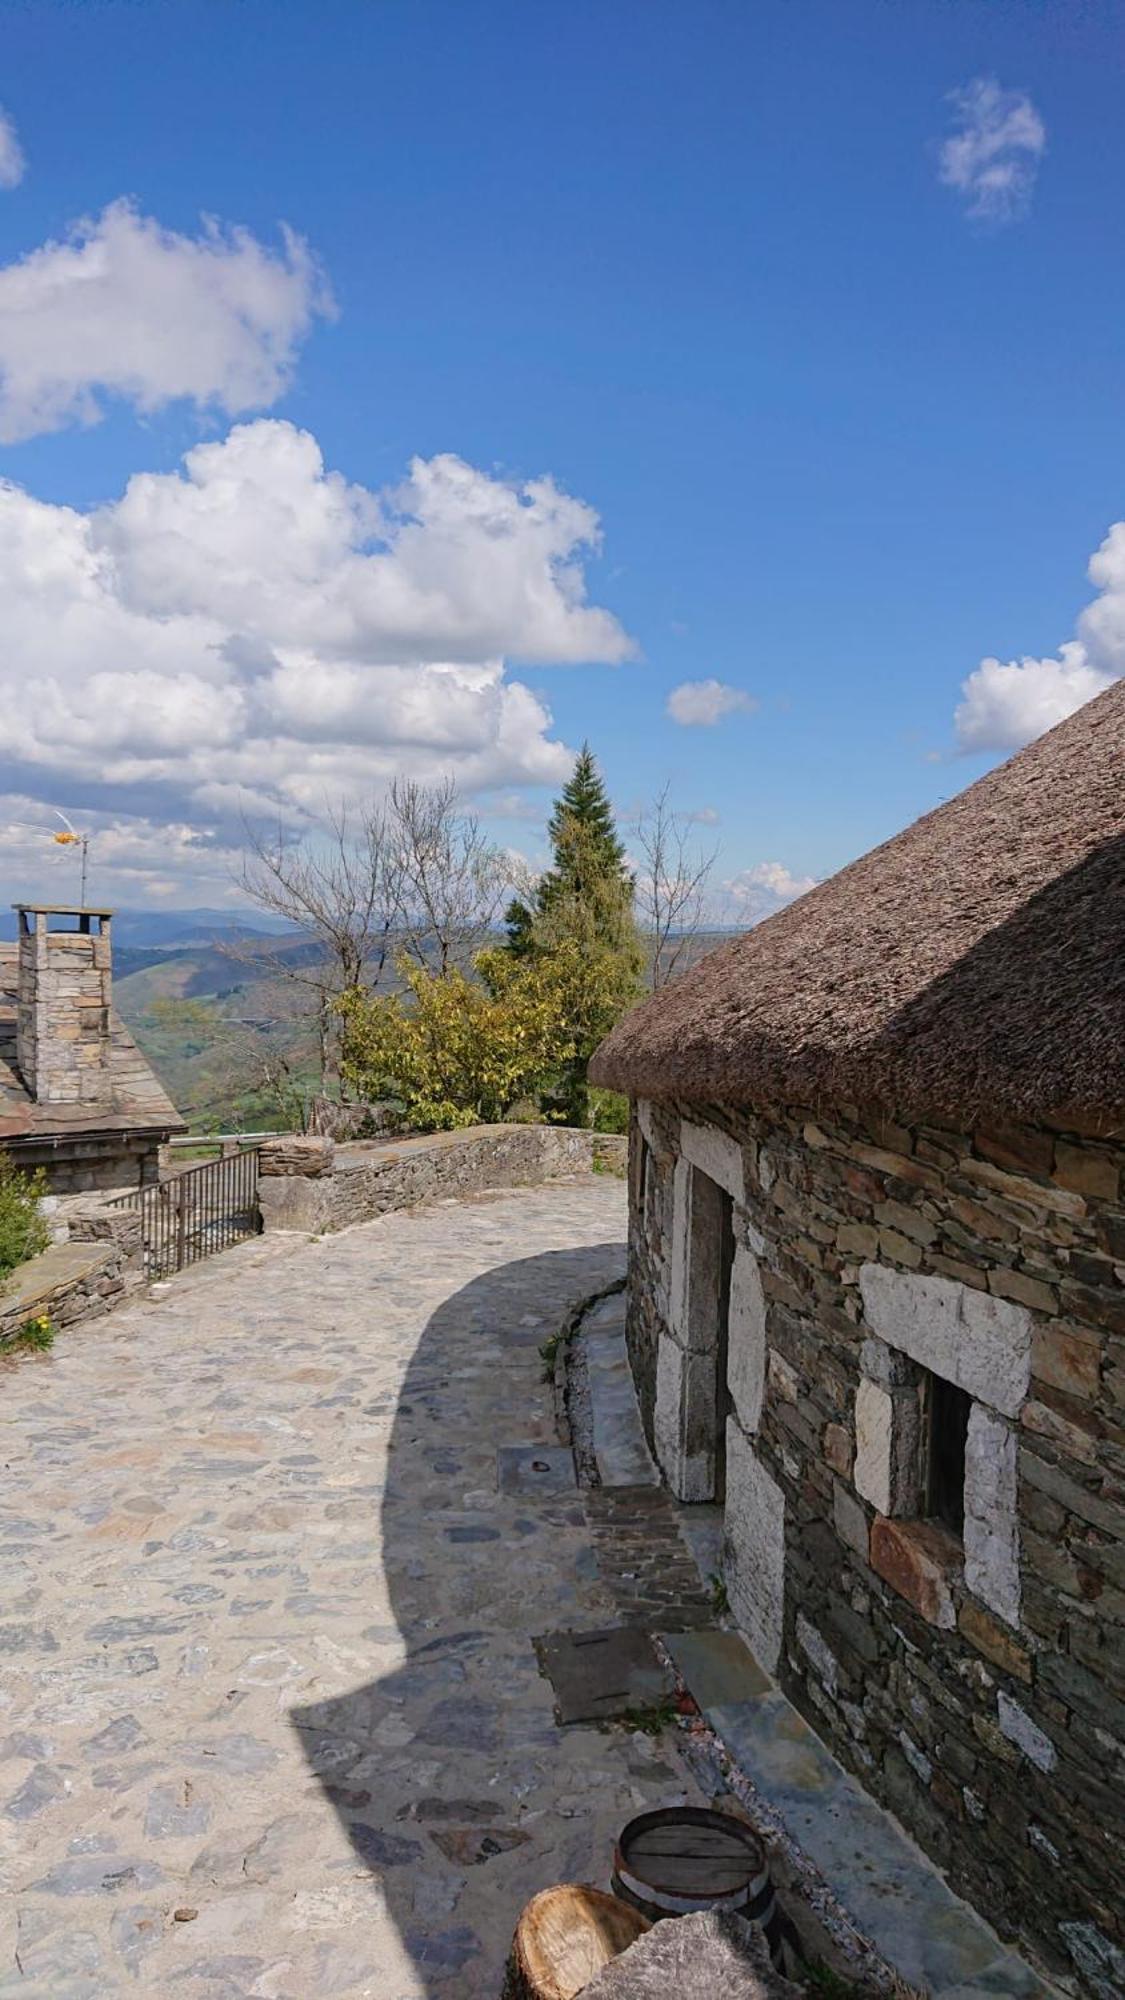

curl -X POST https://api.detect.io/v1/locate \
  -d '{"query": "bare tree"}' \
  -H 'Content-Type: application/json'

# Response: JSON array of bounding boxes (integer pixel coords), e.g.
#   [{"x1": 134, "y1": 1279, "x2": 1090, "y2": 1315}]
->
[
  {"x1": 389, "y1": 775, "x2": 509, "y2": 976},
  {"x1": 632, "y1": 784, "x2": 720, "y2": 989},
  {"x1": 232, "y1": 802, "x2": 405, "y2": 1095},
  {"x1": 232, "y1": 780, "x2": 510, "y2": 1105}
]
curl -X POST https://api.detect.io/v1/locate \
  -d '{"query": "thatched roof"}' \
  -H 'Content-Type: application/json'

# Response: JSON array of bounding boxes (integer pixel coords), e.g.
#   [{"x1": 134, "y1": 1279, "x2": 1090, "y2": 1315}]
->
[{"x1": 591, "y1": 682, "x2": 1125, "y2": 1130}]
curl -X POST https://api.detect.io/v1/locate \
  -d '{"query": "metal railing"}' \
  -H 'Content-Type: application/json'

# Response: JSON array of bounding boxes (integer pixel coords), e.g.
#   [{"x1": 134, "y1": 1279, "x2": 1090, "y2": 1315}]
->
[{"x1": 110, "y1": 1146, "x2": 262, "y2": 1279}]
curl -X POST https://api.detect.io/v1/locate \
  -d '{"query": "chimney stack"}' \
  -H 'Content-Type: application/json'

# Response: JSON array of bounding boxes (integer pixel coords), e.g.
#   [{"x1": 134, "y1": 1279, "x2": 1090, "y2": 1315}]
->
[{"x1": 14, "y1": 906, "x2": 114, "y2": 1108}]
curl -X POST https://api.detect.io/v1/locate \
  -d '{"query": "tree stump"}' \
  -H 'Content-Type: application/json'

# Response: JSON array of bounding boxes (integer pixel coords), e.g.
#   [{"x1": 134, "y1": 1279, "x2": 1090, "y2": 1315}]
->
[{"x1": 501, "y1": 1885, "x2": 650, "y2": 2000}]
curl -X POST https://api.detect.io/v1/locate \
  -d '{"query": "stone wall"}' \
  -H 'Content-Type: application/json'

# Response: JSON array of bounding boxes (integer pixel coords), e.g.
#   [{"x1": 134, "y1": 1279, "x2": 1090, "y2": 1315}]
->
[
  {"x1": 16, "y1": 914, "x2": 113, "y2": 1108},
  {"x1": 0, "y1": 1199, "x2": 144, "y2": 1348},
  {"x1": 17, "y1": 1133, "x2": 164, "y2": 1197},
  {"x1": 258, "y1": 1123, "x2": 627, "y2": 1233},
  {"x1": 627, "y1": 1095, "x2": 1124, "y2": 1987}
]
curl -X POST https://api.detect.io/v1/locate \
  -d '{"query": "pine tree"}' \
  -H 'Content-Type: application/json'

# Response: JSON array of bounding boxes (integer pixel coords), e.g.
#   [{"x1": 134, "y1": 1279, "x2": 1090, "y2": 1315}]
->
[
  {"x1": 506, "y1": 744, "x2": 630, "y2": 948},
  {"x1": 505, "y1": 745, "x2": 641, "y2": 1122},
  {"x1": 546, "y1": 744, "x2": 627, "y2": 879}
]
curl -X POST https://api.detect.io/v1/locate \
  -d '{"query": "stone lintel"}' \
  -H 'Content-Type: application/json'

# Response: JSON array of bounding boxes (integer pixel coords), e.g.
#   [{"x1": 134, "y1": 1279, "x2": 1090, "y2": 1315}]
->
[
  {"x1": 859, "y1": 1264, "x2": 1031, "y2": 1417},
  {"x1": 680, "y1": 1118, "x2": 746, "y2": 1204}
]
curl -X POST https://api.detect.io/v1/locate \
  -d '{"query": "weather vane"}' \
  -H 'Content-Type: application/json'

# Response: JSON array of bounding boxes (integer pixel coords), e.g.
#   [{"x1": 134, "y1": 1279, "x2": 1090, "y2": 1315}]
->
[
  {"x1": 50, "y1": 811, "x2": 90, "y2": 906},
  {"x1": 9, "y1": 808, "x2": 91, "y2": 905}
]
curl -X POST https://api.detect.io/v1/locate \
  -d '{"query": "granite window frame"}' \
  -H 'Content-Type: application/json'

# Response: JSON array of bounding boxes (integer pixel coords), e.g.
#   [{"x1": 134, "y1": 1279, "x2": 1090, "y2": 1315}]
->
[{"x1": 855, "y1": 1266, "x2": 1029, "y2": 1630}]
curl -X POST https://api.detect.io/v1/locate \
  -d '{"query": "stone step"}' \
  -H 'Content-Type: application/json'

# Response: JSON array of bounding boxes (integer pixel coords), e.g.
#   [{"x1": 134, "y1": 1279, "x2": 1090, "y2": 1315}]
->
[
  {"x1": 583, "y1": 1298, "x2": 660, "y2": 1489},
  {"x1": 660, "y1": 1628, "x2": 1063, "y2": 2000}
]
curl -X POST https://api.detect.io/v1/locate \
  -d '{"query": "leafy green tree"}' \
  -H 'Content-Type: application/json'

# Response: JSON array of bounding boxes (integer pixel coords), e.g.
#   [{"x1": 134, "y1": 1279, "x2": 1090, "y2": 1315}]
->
[
  {"x1": 338, "y1": 952, "x2": 575, "y2": 1131},
  {"x1": 341, "y1": 746, "x2": 641, "y2": 1135}
]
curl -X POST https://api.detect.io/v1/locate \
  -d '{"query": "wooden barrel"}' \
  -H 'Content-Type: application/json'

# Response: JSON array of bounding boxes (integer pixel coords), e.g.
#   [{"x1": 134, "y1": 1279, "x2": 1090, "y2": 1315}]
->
[{"x1": 611, "y1": 1807, "x2": 783, "y2": 1966}]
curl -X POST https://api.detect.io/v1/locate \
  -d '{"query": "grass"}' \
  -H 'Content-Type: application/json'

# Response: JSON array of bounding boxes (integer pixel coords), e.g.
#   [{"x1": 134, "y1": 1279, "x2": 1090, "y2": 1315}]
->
[
  {"x1": 538, "y1": 1328, "x2": 565, "y2": 1377},
  {"x1": 708, "y1": 1570, "x2": 730, "y2": 1616},
  {"x1": 538, "y1": 1275, "x2": 626, "y2": 1382},
  {"x1": 801, "y1": 1961, "x2": 929, "y2": 2000},
  {"x1": 5, "y1": 1314, "x2": 55, "y2": 1353},
  {"x1": 620, "y1": 1696, "x2": 679, "y2": 1737}
]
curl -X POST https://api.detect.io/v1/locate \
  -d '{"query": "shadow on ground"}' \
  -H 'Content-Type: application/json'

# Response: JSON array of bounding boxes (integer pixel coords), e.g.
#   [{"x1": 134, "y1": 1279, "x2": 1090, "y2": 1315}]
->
[{"x1": 292, "y1": 1238, "x2": 629, "y2": 1998}]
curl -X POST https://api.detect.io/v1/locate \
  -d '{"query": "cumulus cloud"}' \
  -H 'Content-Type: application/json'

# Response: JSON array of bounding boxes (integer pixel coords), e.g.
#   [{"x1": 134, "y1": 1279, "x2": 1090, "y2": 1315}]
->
[
  {"x1": 0, "y1": 419, "x2": 633, "y2": 895},
  {"x1": 725, "y1": 861, "x2": 817, "y2": 924},
  {"x1": 667, "y1": 679, "x2": 758, "y2": 727},
  {"x1": 954, "y1": 516, "x2": 1124, "y2": 752},
  {"x1": 0, "y1": 107, "x2": 24, "y2": 189},
  {"x1": 0, "y1": 199, "x2": 333, "y2": 441},
  {"x1": 939, "y1": 78, "x2": 1046, "y2": 223}
]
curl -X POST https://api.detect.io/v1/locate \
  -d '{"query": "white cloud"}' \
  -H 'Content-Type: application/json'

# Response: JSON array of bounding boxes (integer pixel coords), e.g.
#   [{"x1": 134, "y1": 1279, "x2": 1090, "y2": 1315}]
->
[
  {"x1": 954, "y1": 516, "x2": 1124, "y2": 752},
  {"x1": 0, "y1": 107, "x2": 24, "y2": 190},
  {"x1": 725, "y1": 861, "x2": 817, "y2": 924},
  {"x1": 0, "y1": 198, "x2": 333, "y2": 441},
  {"x1": 939, "y1": 78, "x2": 1046, "y2": 223},
  {"x1": 667, "y1": 678, "x2": 758, "y2": 726},
  {"x1": 1, "y1": 796, "x2": 245, "y2": 910},
  {"x1": 0, "y1": 420, "x2": 633, "y2": 896}
]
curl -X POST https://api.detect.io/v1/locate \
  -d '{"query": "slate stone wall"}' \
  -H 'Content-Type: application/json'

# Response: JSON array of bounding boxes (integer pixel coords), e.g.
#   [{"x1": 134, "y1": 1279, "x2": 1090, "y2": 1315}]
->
[
  {"x1": 627, "y1": 1095, "x2": 1124, "y2": 1986},
  {"x1": 259, "y1": 1124, "x2": 627, "y2": 1233},
  {"x1": 0, "y1": 1200, "x2": 144, "y2": 1347},
  {"x1": 16, "y1": 918, "x2": 113, "y2": 1108},
  {"x1": 15, "y1": 1134, "x2": 163, "y2": 1196}
]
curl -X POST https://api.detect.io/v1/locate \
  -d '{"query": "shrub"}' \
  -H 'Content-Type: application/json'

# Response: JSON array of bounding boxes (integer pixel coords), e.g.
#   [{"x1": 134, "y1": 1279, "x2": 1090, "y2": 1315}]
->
[
  {"x1": 339, "y1": 952, "x2": 576, "y2": 1132},
  {"x1": 0, "y1": 1154, "x2": 49, "y2": 1283},
  {"x1": 589, "y1": 1088, "x2": 629, "y2": 1134}
]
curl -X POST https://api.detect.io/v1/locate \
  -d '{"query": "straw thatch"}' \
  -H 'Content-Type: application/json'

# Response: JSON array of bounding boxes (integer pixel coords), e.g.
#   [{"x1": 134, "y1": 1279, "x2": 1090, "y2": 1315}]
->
[{"x1": 591, "y1": 682, "x2": 1125, "y2": 1129}]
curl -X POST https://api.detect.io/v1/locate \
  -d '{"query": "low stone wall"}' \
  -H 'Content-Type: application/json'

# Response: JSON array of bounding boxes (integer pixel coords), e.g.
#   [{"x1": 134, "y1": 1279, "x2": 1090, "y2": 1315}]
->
[
  {"x1": 628, "y1": 1095, "x2": 1124, "y2": 1988},
  {"x1": 0, "y1": 1200, "x2": 144, "y2": 1349},
  {"x1": 258, "y1": 1123, "x2": 626, "y2": 1233}
]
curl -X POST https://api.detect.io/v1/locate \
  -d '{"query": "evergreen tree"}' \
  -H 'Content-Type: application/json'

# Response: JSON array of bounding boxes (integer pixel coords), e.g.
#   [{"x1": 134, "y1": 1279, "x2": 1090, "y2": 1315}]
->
[
  {"x1": 546, "y1": 744, "x2": 627, "y2": 879},
  {"x1": 506, "y1": 743, "x2": 630, "y2": 949},
  {"x1": 505, "y1": 745, "x2": 641, "y2": 1122}
]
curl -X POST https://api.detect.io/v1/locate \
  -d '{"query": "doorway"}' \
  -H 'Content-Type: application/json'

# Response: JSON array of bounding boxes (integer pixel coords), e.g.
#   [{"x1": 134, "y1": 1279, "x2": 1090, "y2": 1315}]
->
[{"x1": 683, "y1": 1165, "x2": 734, "y2": 1503}]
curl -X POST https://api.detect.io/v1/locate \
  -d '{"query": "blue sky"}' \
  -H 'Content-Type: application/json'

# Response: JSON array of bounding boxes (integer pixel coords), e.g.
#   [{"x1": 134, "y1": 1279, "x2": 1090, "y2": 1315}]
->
[{"x1": 1, "y1": 0, "x2": 1122, "y2": 913}]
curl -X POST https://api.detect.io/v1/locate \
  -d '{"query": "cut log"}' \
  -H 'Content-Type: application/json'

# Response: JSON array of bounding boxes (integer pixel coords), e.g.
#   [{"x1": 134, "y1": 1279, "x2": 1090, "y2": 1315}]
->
[
  {"x1": 577, "y1": 1910, "x2": 801, "y2": 1998},
  {"x1": 501, "y1": 1885, "x2": 650, "y2": 2000}
]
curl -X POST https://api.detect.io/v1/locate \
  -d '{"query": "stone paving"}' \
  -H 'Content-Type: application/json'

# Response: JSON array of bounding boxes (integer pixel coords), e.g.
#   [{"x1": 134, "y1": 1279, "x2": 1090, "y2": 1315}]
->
[{"x1": 0, "y1": 1178, "x2": 706, "y2": 2000}]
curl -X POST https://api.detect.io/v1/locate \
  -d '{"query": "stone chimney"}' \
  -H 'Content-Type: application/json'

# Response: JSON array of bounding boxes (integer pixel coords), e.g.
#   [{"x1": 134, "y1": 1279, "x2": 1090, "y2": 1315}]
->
[{"x1": 14, "y1": 905, "x2": 115, "y2": 1108}]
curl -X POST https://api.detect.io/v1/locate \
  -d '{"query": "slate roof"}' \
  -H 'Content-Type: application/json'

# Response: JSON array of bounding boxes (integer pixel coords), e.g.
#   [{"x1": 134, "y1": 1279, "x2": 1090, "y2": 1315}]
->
[
  {"x1": 591, "y1": 682, "x2": 1125, "y2": 1130},
  {"x1": 0, "y1": 944, "x2": 184, "y2": 1143}
]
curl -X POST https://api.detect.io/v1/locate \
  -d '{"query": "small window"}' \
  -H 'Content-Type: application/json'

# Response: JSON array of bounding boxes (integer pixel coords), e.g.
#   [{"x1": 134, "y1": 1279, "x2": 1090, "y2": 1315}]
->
[{"x1": 923, "y1": 1373, "x2": 972, "y2": 1536}]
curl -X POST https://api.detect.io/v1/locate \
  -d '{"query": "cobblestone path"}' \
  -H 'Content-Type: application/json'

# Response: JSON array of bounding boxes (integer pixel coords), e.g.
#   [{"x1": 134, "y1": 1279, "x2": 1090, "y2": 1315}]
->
[{"x1": 0, "y1": 1179, "x2": 705, "y2": 1999}]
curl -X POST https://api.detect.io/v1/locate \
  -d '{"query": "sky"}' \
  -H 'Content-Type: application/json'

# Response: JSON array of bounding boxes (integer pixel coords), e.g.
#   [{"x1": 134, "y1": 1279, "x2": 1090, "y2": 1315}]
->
[{"x1": 1, "y1": 0, "x2": 1123, "y2": 917}]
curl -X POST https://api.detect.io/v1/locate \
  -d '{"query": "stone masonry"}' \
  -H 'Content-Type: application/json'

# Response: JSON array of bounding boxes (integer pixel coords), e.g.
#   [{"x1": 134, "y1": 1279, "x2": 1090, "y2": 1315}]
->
[
  {"x1": 0, "y1": 1200, "x2": 144, "y2": 1348},
  {"x1": 626, "y1": 1095, "x2": 1124, "y2": 1987},
  {"x1": 258, "y1": 1124, "x2": 627, "y2": 1233},
  {"x1": 15, "y1": 910, "x2": 113, "y2": 1109}
]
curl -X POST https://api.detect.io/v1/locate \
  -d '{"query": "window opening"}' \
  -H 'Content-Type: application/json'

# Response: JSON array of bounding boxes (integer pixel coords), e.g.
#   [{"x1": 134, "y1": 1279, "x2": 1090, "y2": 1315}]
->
[{"x1": 924, "y1": 1372, "x2": 971, "y2": 1536}]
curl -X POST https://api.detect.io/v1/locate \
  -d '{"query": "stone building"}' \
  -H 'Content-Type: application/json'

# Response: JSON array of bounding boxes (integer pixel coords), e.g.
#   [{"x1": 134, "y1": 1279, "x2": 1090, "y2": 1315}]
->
[
  {"x1": 0, "y1": 904, "x2": 183, "y2": 1193},
  {"x1": 590, "y1": 683, "x2": 1124, "y2": 1984}
]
